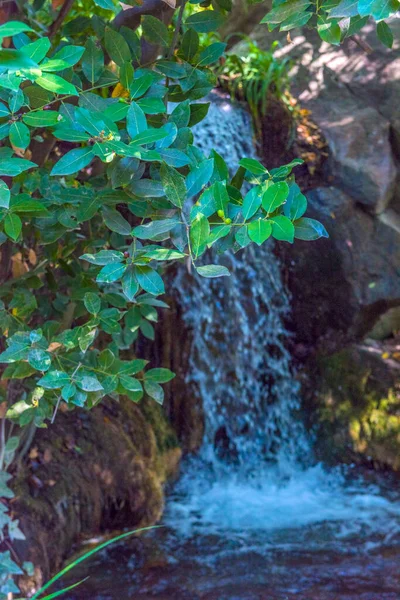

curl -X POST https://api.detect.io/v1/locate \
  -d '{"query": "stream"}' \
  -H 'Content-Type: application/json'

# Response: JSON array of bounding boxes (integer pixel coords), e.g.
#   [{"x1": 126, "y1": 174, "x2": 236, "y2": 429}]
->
[{"x1": 66, "y1": 95, "x2": 400, "y2": 600}]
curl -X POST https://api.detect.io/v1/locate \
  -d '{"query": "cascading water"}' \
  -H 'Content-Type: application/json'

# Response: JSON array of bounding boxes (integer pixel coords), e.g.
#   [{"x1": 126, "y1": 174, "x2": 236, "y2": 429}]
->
[{"x1": 67, "y1": 94, "x2": 400, "y2": 600}]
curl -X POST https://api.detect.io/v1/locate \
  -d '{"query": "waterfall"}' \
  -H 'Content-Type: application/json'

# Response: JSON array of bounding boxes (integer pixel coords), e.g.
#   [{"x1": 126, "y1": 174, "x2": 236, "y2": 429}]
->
[
  {"x1": 164, "y1": 94, "x2": 400, "y2": 542},
  {"x1": 171, "y1": 92, "x2": 309, "y2": 470}
]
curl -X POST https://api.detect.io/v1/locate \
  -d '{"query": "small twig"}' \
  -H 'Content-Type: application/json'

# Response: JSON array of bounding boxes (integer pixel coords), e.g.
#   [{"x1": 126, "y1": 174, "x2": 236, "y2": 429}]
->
[
  {"x1": 167, "y1": 0, "x2": 186, "y2": 59},
  {"x1": 349, "y1": 34, "x2": 373, "y2": 54},
  {"x1": 48, "y1": 0, "x2": 75, "y2": 38}
]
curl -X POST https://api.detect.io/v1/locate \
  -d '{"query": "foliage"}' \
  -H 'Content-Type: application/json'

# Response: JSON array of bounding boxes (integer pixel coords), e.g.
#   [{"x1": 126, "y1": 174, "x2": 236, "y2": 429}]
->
[
  {"x1": 261, "y1": 0, "x2": 399, "y2": 48},
  {"x1": 217, "y1": 38, "x2": 291, "y2": 131},
  {"x1": 0, "y1": 0, "x2": 335, "y2": 595},
  {"x1": 31, "y1": 526, "x2": 157, "y2": 600}
]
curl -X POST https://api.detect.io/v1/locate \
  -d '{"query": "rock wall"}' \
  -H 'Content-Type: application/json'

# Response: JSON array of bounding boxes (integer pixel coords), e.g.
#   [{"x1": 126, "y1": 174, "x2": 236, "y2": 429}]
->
[{"x1": 13, "y1": 398, "x2": 181, "y2": 593}]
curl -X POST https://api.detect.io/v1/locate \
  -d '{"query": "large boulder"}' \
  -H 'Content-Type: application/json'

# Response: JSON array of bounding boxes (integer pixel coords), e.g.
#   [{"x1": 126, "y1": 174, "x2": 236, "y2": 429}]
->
[
  {"x1": 307, "y1": 344, "x2": 400, "y2": 470},
  {"x1": 282, "y1": 187, "x2": 400, "y2": 350}
]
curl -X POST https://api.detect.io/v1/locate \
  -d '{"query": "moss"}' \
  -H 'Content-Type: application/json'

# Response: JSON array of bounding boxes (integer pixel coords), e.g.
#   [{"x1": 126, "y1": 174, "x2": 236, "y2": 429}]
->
[{"x1": 314, "y1": 347, "x2": 400, "y2": 469}]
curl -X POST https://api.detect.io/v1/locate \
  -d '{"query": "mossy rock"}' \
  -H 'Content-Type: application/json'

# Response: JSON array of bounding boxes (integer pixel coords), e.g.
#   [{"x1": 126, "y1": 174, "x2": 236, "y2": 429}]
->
[{"x1": 312, "y1": 345, "x2": 400, "y2": 469}]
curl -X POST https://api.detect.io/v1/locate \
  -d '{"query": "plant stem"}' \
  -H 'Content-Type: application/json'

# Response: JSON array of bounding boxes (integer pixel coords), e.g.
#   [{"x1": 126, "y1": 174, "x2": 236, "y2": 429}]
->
[{"x1": 167, "y1": 0, "x2": 187, "y2": 59}]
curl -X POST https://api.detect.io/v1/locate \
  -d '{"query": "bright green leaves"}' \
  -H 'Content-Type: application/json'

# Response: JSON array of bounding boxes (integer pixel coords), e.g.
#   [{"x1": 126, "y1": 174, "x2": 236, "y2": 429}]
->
[
  {"x1": 242, "y1": 187, "x2": 262, "y2": 220},
  {"x1": 239, "y1": 158, "x2": 268, "y2": 176},
  {"x1": 262, "y1": 182, "x2": 289, "y2": 214},
  {"x1": 0, "y1": 181, "x2": 10, "y2": 210},
  {"x1": 260, "y1": 0, "x2": 398, "y2": 44},
  {"x1": 35, "y1": 73, "x2": 78, "y2": 96},
  {"x1": 9, "y1": 121, "x2": 30, "y2": 152},
  {"x1": 50, "y1": 148, "x2": 94, "y2": 176},
  {"x1": 186, "y1": 159, "x2": 214, "y2": 197},
  {"x1": 4, "y1": 214, "x2": 22, "y2": 241},
  {"x1": 270, "y1": 215, "x2": 294, "y2": 243},
  {"x1": 160, "y1": 163, "x2": 187, "y2": 209},
  {"x1": 248, "y1": 218, "x2": 272, "y2": 246},
  {"x1": 190, "y1": 213, "x2": 210, "y2": 259},
  {"x1": 104, "y1": 27, "x2": 131, "y2": 66},
  {"x1": 142, "y1": 15, "x2": 171, "y2": 47},
  {"x1": 96, "y1": 262, "x2": 127, "y2": 284}
]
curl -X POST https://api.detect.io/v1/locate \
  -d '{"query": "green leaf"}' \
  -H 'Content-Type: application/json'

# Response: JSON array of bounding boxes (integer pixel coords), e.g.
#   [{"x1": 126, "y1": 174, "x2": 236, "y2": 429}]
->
[
  {"x1": 127, "y1": 102, "x2": 147, "y2": 137},
  {"x1": 270, "y1": 215, "x2": 295, "y2": 243},
  {"x1": 239, "y1": 158, "x2": 268, "y2": 176},
  {"x1": 197, "y1": 42, "x2": 226, "y2": 66},
  {"x1": 181, "y1": 28, "x2": 199, "y2": 62},
  {"x1": 330, "y1": 0, "x2": 359, "y2": 17},
  {"x1": 196, "y1": 264, "x2": 230, "y2": 278},
  {"x1": 122, "y1": 267, "x2": 139, "y2": 301},
  {"x1": 155, "y1": 60, "x2": 186, "y2": 79},
  {"x1": 50, "y1": 147, "x2": 94, "y2": 176},
  {"x1": 136, "y1": 97, "x2": 166, "y2": 115},
  {"x1": 20, "y1": 37, "x2": 50, "y2": 63},
  {"x1": 84, "y1": 292, "x2": 101, "y2": 314},
  {"x1": 283, "y1": 184, "x2": 307, "y2": 221},
  {"x1": 0, "y1": 48, "x2": 39, "y2": 69},
  {"x1": 185, "y1": 10, "x2": 224, "y2": 33},
  {"x1": 186, "y1": 159, "x2": 214, "y2": 197},
  {"x1": 188, "y1": 102, "x2": 210, "y2": 127},
  {"x1": 52, "y1": 128, "x2": 90, "y2": 142},
  {"x1": 144, "y1": 380, "x2": 164, "y2": 404},
  {"x1": 262, "y1": 182, "x2": 289, "y2": 214},
  {"x1": 119, "y1": 375, "x2": 143, "y2": 392},
  {"x1": 169, "y1": 99, "x2": 190, "y2": 128},
  {"x1": 0, "y1": 343, "x2": 30, "y2": 363},
  {"x1": 96, "y1": 262, "x2": 127, "y2": 283},
  {"x1": 4, "y1": 213, "x2": 22, "y2": 241},
  {"x1": 242, "y1": 187, "x2": 262, "y2": 220},
  {"x1": 145, "y1": 368, "x2": 175, "y2": 383},
  {"x1": 94, "y1": 0, "x2": 116, "y2": 9},
  {"x1": 120, "y1": 27, "x2": 142, "y2": 64},
  {"x1": 159, "y1": 148, "x2": 190, "y2": 168},
  {"x1": 293, "y1": 217, "x2": 329, "y2": 240},
  {"x1": 38, "y1": 370, "x2": 70, "y2": 389},
  {"x1": 261, "y1": 0, "x2": 312, "y2": 24},
  {"x1": 247, "y1": 218, "x2": 272, "y2": 246},
  {"x1": 135, "y1": 265, "x2": 165, "y2": 295},
  {"x1": 358, "y1": 0, "x2": 399, "y2": 20},
  {"x1": 53, "y1": 45, "x2": 85, "y2": 66},
  {"x1": 190, "y1": 213, "x2": 210, "y2": 259},
  {"x1": 82, "y1": 37, "x2": 104, "y2": 84},
  {"x1": 102, "y1": 207, "x2": 132, "y2": 235},
  {"x1": 377, "y1": 21, "x2": 393, "y2": 48},
  {"x1": 0, "y1": 21, "x2": 33, "y2": 39},
  {"x1": 130, "y1": 128, "x2": 168, "y2": 145},
  {"x1": 207, "y1": 224, "x2": 230, "y2": 246},
  {"x1": 160, "y1": 163, "x2": 186, "y2": 209},
  {"x1": 0, "y1": 102, "x2": 10, "y2": 118},
  {"x1": 317, "y1": 15, "x2": 341, "y2": 44},
  {"x1": 9, "y1": 121, "x2": 30, "y2": 151},
  {"x1": 129, "y1": 72, "x2": 154, "y2": 99},
  {"x1": 76, "y1": 375, "x2": 103, "y2": 392},
  {"x1": 23, "y1": 110, "x2": 60, "y2": 127},
  {"x1": 133, "y1": 218, "x2": 179, "y2": 239},
  {"x1": 35, "y1": 73, "x2": 78, "y2": 96},
  {"x1": 104, "y1": 27, "x2": 131, "y2": 66},
  {"x1": 10, "y1": 196, "x2": 49, "y2": 215},
  {"x1": 120, "y1": 61, "x2": 134, "y2": 89},
  {"x1": 142, "y1": 247, "x2": 185, "y2": 260},
  {"x1": 0, "y1": 180, "x2": 10, "y2": 210},
  {"x1": 142, "y1": 15, "x2": 170, "y2": 47},
  {"x1": 0, "y1": 158, "x2": 36, "y2": 176},
  {"x1": 28, "y1": 348, "x2": 51, "y2": 372}
]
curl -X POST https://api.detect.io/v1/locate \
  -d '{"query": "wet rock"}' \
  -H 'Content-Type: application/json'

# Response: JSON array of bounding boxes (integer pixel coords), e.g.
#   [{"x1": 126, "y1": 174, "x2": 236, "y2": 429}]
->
[
  {"x1": 282, "y1": 187, "x2": 400, "y2": 348},
  {"x1": 14, "y1": 398, "x2": 181, "y2": 591},
  {"x1": 308, "y1": 344, "x2": 400, "y2": 470}
]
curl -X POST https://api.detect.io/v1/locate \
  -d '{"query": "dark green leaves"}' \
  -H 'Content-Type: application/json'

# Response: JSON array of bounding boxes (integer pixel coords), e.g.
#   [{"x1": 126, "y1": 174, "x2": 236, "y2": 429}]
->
[
  {"x1": 135, "y1": 266, "x2": 165, "y2": 296},
  {"x1": 84, "y1": 292, "x2": 101, "y2": 314},
  {"x1": 185, "y1": 10, "x2": 224, "y2": 33},
  {"x1": 4, "y1": 214, "x2": 22, "y2": 241},
  {"x1": 142, "y1": 15, "x2": 170, "y2": 47},
  {"x1": 82, "y1": 37, "x2": 104, "y2": 84},
  {"x1": 127, "y1": 102, "x2": 147, "y2": 137},
  {"x1": 102, "y1": 207, "x2": 132, "y2": 236},
  {"x1": 181, "y1": 28, "x2": 199, "y2": 62},
  {"x1": 377, "y1": 21, "x2": 393, "y2": 48},
  {"x1": 270, "y1": 215, "x2": 294, "y2": 243},
  {"x1": 293, "y1": 217, "x2": 329, "y2": 241},
  {"x1": 186, "y1": 159, "x2": 214, "y2": 197},
  {"x1": 96, "y1": 262, "x2": 127, "y2": 283},
  {"x1": 104, "y1": 27, "x2": 131, "y2": 66},
  {"x1": 51, "y1": 148, "x2": 94, "y2": 176},
  {"x1": 198, "y1": 42, "x2": 226, "y2": 66},
  {"x1": 160, "y1": 163, "x2": 186, "y2": 209}
]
